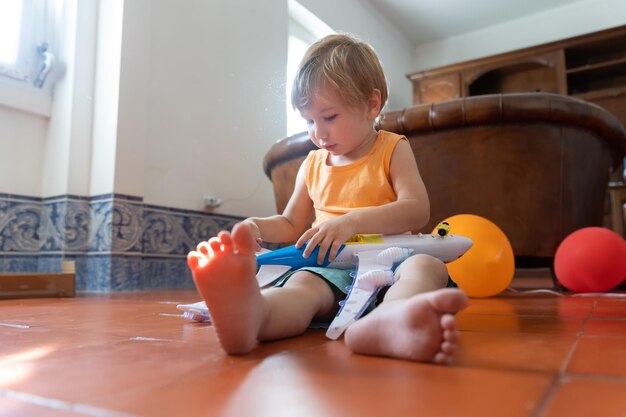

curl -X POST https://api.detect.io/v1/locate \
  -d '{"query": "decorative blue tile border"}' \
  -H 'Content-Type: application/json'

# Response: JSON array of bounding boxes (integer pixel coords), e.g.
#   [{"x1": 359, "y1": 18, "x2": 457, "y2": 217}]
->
[{"x1": 0, "y1": 193, "x2": 243, "y2": 291}]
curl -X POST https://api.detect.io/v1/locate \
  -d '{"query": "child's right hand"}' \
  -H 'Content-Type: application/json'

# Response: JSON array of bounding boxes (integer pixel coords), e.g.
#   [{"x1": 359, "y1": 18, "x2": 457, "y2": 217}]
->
[{"x1": 296, "y1": 216, "x2": 357, "y2": 265}]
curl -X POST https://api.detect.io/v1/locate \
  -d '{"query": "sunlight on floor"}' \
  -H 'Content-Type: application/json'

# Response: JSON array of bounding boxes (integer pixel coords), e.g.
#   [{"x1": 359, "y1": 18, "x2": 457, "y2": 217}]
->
[
  {"x1": 0, "y1": 346, "x2": 56, "y2": 386},
  {"x1": 222, "y1": 356, "x2": 336, "y2": 417}
]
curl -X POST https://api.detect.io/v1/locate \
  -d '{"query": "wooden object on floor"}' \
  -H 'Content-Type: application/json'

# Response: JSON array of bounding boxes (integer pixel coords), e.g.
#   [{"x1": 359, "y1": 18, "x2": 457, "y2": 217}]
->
[
  {"x1": 263, "y1": 93, "x2": 626, "y2": 263},
  {"x1": 0, "y1": 273, "x2": 75, "y2": 299}
]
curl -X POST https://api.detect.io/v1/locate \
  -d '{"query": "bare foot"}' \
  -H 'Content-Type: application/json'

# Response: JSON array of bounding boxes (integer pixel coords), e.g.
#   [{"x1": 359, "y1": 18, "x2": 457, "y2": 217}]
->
[
  {"x1": 187, "y1": 223, "x2": 263, "y2": 354},
  {"x1": 344, "y1": 288, "x2": 468, "y2": 363}
]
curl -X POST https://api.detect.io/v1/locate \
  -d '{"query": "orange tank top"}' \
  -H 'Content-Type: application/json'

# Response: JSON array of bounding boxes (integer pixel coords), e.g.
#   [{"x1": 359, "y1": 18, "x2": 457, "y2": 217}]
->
[{"x1": 304, "y1": 130, "x2": 407, "y2": 227}]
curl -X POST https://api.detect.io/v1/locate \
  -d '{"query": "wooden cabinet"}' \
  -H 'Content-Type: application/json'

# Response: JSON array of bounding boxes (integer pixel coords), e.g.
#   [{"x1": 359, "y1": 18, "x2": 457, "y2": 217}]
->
[
  {"x1": 463, "y1": 50, "x2": 567, "y2": 96},
  {"x1": 413, "y1": 73, "x2": 461, "y2": 104},
  {"x1": 408, "y1": 25, "x2": 626, "y2": 127},
  {"x1": 565, "y1": 34, "x2": 626, "y2": 99},
  {"x1": 606, "y1": 185, "x2": 626, "y2": 237},
  {"x1": 408, "y1": 25, "x2": 626, "y2": 237}
]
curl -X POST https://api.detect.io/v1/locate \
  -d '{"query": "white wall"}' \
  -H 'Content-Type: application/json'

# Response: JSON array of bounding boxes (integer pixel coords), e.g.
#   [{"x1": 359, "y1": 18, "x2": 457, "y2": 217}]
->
[
  {"x1": 0, "y1": 105, "x2": 46, "y2": 196},
  {"x1": 90, "y1": 0, "x2": 123, "y2": 196},
  {"x1": 132, "y1": 0, "x2": 288, "y2": 217},
  {"x1": 413, "y1": 0, "x2": 626, "y2": 72},
  {"x1": 114, "y1": 0, "x2": 149, "y2": 198},
  {"x1": 43, "y1": 0, "x2": 97, "y2": 197}
]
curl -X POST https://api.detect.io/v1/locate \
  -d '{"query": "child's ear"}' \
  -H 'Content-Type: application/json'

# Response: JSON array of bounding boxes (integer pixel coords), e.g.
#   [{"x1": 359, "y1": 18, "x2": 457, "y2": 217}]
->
[{"x1": 367, "y1": 89, "x2": 382, "y2": 119}]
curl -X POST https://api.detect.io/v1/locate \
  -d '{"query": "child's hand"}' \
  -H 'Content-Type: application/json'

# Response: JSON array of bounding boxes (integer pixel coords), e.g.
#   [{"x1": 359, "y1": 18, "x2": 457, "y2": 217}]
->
[{"x1": 296, "y1": 217, "x2": 356, "y2": 264}]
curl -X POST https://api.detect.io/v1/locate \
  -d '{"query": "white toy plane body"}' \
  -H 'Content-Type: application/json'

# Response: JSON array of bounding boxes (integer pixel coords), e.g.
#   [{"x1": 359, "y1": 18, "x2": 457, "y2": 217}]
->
[{"x1": 177, "y1": 233, "x2": 472, "y2": 339}]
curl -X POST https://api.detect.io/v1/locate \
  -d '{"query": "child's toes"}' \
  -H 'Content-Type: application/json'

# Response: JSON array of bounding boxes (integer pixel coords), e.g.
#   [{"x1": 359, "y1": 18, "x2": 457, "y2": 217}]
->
[
  {"x1": 434, "y1": 352, "x2": 452, "y2": 365},
  {"x1": 217, "y1": 230, "x2": 233, "y2": 244},
  {"x1": 443, "y1": 329, "x2": 460, "y2": 345},
  {"x1": 230, "y1": 223, "x2": 257, "y2": 255},
  {"x1": 216, "y1": 231, "x2": 234, "y2": 252},
  {"x1": 208, "y1": 237, "x2": 223, "y2": 254},
  {"x1": 440, "y1": 314, "x2": 457, "y2": 332},
  {"x1": 187, "y1": 251, "x2": 203, "y2": 270},
  {"x1": 196, "y1": 241, "x2": 211, "y2": 256},
  {"x1": 441, "y1": 341, "x2": 456, "y2": 356}
]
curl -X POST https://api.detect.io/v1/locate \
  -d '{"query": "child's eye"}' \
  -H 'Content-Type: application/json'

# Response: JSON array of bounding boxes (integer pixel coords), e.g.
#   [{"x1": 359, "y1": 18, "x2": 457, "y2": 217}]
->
[{"x1": 324, "y1": 115, "x2": 337, "y2": 122}]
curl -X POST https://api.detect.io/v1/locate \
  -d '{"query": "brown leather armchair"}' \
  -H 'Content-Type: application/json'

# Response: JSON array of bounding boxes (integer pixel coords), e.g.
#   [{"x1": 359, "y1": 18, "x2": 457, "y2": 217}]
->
[{"x1": 263, "y1": 93, "x2": 626, "y2": 265}]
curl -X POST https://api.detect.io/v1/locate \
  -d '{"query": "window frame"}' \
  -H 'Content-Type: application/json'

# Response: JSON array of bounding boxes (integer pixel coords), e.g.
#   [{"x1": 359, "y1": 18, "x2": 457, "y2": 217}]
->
[
  {"x1": 0, "y1": 0, "x2": 54, "y2": 118},
  {"x1": 0, "y1": 0, "x2": 49, "y2": 82},
  {"x1": 0, "y1": 0, "x2": 31, "y2": 81}
]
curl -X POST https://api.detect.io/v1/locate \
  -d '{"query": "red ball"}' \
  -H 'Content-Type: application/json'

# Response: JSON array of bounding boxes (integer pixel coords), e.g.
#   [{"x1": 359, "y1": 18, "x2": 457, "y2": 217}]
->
[{"x1": 554, "y1": 227, "x2": 626, "y2": 293}]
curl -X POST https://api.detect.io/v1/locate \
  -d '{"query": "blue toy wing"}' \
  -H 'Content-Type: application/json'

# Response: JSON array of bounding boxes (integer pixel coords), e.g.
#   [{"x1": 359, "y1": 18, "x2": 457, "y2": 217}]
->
[{"x1": 255, "y1": 243, "x2": 345, "y2": 270}]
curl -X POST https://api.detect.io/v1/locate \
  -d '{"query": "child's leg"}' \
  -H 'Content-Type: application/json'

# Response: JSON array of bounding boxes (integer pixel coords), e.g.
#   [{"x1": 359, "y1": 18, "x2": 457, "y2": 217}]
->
[
  {"x1": 344, "y1": 254, "x2": 468, "y2": 363},
  {"x1": 187, "y1": 222, "x2": 336, "y2": 354},
  {"x1": 257, "y1": 273, "x2": 337, "y2": 340}
]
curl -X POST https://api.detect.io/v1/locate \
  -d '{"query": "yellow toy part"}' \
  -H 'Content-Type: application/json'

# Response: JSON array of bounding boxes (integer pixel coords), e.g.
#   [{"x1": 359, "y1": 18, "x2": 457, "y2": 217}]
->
[
  {"x1": 435, "y1": 221, "x2": 451, "y2": 237},
  {"x1": 435, "y1": 214, "x2": 515, "y2": 297},
  {"x1": 345, "y1": 234, "x2": 385, "y2": 244}
]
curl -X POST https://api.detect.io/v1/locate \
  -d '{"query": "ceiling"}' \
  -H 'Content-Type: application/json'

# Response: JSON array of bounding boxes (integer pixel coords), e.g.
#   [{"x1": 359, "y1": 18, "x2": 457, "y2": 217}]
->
[{"x1": 367, "y1": 0, "x2": 583, "y2": 45}]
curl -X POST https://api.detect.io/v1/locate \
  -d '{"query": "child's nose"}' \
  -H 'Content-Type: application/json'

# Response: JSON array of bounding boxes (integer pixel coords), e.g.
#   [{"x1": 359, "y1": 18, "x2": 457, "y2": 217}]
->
[{"x1": 312, "y1": 124, "x2": 327, "y2": 140}]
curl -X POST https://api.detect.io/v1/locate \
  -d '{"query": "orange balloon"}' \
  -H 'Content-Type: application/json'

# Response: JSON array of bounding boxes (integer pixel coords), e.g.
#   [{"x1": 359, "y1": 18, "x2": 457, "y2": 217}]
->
[{"x1": 435, "y1": 214, "x2": 515, "y2": 297}]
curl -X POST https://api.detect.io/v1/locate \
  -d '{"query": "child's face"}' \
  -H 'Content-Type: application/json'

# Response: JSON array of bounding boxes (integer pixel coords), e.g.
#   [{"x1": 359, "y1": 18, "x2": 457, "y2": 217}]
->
[{"x1": 299, "y1": 86, "x2": 380, "y2": 160}]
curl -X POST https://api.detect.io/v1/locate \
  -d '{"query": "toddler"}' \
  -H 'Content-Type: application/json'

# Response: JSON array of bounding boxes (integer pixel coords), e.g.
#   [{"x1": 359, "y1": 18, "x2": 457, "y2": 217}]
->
[{"x1": 187, "y1": 33, "x2": 468, "y2": 363}]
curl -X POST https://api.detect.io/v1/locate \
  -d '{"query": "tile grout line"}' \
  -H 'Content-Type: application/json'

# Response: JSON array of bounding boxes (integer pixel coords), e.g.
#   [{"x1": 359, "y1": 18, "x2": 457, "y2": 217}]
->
[
  {"x1": 563, "y1": 371, "x2": 626, "y2": 382},
  {"x1": 559, "y1": 302, "x2": 596, "y2": 372},
  {"x1": 529, "y1": 300, "x2": 597, "y2": 417},
  {"x1": 0, "y1": 388, "x2": 139, "y2": 417},
  {"x1": 529, "y1": 373, "x2": 562, "y2": 417}
]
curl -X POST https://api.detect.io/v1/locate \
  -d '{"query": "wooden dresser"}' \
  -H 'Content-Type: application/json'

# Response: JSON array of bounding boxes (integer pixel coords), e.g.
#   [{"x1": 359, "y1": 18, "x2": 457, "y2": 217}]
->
[
  {"x1": 408, "y1": 26, "x2": 626, "y2": 114},
  {"x1": 408, "y1": 25, "x2": 626, "y2": 236}
]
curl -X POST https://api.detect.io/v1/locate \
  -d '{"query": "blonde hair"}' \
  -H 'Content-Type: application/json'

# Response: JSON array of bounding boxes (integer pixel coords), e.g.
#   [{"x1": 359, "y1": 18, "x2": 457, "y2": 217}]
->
[{"x1": 291, "y1": 33, "x2": 388, "y2": 112}]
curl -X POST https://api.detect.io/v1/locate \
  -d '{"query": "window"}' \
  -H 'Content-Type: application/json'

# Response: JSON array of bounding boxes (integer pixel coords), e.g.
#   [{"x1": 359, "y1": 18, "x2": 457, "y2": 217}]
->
[
  {"x1": 286, "y1": 1, "x2": 334, "y2": 136},
  {"x1": 0, "y1": 0, "x2": 54, "y2": 89},
  {"x1": 0, "y1": 1, "x2": 24, "y2": 69}
]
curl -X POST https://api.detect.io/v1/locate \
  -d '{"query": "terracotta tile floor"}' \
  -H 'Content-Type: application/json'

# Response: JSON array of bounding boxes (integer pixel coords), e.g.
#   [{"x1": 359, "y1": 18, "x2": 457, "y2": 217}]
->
[{"x1": 1, "y1": 276, "x2": 625, "y2": 417}]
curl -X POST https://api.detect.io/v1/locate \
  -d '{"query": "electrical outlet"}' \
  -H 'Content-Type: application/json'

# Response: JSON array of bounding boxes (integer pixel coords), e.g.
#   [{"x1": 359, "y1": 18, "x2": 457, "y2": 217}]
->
[{"x1": 204, "y1": 196, "x2": 223, "y2": 208}]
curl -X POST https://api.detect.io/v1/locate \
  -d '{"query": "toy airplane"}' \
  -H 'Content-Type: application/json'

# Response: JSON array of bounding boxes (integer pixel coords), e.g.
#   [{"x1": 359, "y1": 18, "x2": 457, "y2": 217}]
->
[{"x1": 177, "y1": 232, "x2": 472, "y2": 339}]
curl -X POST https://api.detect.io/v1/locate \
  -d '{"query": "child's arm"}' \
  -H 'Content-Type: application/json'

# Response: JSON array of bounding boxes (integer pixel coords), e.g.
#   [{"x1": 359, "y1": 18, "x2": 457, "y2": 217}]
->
[
  {"x1": 241, "y1": 162, "x2": 313, "y2": 246},
  {"x1": 297, "y1": 140, "x2": 429, "y2": 263}
]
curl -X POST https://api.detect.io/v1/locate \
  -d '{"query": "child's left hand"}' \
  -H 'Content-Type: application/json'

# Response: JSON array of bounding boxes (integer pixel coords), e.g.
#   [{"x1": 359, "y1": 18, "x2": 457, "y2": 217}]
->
[{"x1": 296, "y1": 217, "x2": 356, "y2": 264}]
